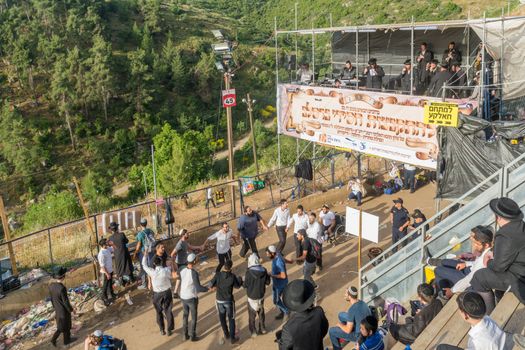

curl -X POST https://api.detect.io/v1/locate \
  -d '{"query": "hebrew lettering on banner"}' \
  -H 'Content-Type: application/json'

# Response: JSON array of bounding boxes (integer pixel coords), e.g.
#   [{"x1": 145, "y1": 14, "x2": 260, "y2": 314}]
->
[{"x1": 277, "y1": 84, "x2": 477, "y2": 169}]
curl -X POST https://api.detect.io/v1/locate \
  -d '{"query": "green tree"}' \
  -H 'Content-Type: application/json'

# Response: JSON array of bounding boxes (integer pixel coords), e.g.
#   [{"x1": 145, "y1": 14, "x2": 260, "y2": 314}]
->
[
  {"x1": 127, "y1": 48, "x2": 154, "y2": 116},
  {"x1": 85, "y1": 34, "x2": 114, "y2": 120},
  {"x1": 51, "y1": 55, "x2": 77, "y2": 150},
  {"x1": 139, "y1": 0, "x2": 162, "y2": 33}
]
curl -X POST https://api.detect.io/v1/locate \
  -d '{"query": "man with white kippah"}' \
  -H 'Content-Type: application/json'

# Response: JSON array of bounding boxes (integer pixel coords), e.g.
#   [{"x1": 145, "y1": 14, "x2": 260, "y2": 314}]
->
[
  {"x1": 266, "y1": 245, "x2": 293, "y2": 320},
  {"x1": 84, "y1": 329, "x2": 127, "y2": 349},
  {"x1": 170, "y1": 229, "x2": 202, "y2": 299},
  {"x1": 176, "y1": 253, "x2": 209, "y2": 342}
]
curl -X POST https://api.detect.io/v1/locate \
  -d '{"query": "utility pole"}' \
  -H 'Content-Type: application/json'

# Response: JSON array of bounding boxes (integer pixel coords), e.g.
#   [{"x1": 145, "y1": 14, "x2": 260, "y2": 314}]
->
[
  {"x1": 0, "y1": 195, "x2": 18, "y2": 276},
  {"x1": 244, "y1": 93, "x2": 259, "y2": 176},
  {"x1": 224, "y1": 72, "x2": 236, "y2": 217}
]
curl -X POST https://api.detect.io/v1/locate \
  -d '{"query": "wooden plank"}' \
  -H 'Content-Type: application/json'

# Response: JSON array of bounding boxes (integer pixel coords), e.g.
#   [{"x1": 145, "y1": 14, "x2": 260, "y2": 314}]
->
[
  {"x1": 390, "y1": 340, "x2": 403, "y2": 350},
  {"x1": 457, "y1": 292, "x2": 520, "y2": 349},
  {"x1": 409, "y1": 295, "x2": 458, "y2": 349},
  {"x1": 425, "y1": 309, "x2": 470, "y2": 350},
  {"x1": 504, "y1": 303, "x2": 525, "y2": 334}
]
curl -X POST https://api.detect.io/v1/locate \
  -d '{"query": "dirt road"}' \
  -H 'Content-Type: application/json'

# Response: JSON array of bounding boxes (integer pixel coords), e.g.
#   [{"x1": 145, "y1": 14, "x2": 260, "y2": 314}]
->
[{"x1": 31, "y1": 182, "x2": 438, "y2": 350}]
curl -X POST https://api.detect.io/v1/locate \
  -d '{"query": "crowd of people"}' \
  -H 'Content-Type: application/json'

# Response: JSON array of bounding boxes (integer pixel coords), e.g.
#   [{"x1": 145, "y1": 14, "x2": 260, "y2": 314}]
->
[
  {"x1": 45, "y1": 193, "x2": 525, "y2": 350},
  {"x1": 296, "y1": 41, "x2": 490, "y2": 100}
]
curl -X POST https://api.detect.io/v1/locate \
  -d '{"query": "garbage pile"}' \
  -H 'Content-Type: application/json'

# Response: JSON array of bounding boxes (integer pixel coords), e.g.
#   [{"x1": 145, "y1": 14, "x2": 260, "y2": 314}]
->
[{"x1": 0, "y1": 282, "x2": 100, "y2": 349}]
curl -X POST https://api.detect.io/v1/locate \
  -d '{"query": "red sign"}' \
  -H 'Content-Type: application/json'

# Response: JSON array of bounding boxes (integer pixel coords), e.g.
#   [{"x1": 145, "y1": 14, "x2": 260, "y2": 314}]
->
[{"x1": 222, "y1": 89, "x2": 237, "y2": 108}]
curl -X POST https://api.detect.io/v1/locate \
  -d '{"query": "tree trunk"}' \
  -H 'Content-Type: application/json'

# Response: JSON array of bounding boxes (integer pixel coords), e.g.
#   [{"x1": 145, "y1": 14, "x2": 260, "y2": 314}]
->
[
  {"x1": 28, "y1": 65, "x2": 37, "y2": 105},
  {"x1": 63, "y1": 94, "x2": 76, "y2": 151},
  {"x1": 102, "y1": 89, "x2": 108, "y2": 121}
]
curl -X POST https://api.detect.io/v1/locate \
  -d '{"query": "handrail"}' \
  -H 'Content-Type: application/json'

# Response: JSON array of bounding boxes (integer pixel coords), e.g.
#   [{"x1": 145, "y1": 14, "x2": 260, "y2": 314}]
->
[
  {"x1": 361, "y1": 167, "x2": 501, "y2": 271},
  {"x1": 361, "y1": 150, "x2": 525, "y2": 302}
]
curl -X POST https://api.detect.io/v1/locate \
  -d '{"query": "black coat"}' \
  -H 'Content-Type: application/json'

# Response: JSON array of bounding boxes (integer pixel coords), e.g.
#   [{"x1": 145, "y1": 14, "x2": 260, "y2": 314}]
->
[
  {"x1": 416, "y1": 50, "x2": 434, "y2": 72},
  {"x1": 49, "y1": 282, "x2": 73, "y2": 332},
  {"x1": 442, "y1": 49, "x2": 462, "y2": 64},
  {"x1": 109, "y1": 232, "x2": 134, "y2": 278},
  {"x1": 279, "y1": 306, "x2": 329, "y2": 350},
  {"x1": 364, "y1": 66, "x2": 385, "y2": 90},
  {"x1": 390, "y1": 298, "x2": 443, "y2": 344},
  {"x1": 428, "y1": 70, "x2": 453, "y2": 97},
  {"x1": 488, "y1": 220, "x2": 525, "y2": 303}
]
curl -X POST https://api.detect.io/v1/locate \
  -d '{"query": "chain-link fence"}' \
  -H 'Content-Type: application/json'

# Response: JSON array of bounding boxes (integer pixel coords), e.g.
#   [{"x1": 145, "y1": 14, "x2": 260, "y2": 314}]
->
[{"x1": 0, "y1": 151, "x2": 389, "y2": 271}]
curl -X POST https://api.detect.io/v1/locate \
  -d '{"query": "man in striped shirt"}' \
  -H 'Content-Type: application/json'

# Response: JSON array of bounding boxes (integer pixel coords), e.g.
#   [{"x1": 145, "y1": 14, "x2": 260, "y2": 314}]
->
[
  {"x1": 287, "y1": 205, "x2": 309, "y2": 258},
  {"x1": 268, "y1": 199, "x2": 290, "y2": 253}
]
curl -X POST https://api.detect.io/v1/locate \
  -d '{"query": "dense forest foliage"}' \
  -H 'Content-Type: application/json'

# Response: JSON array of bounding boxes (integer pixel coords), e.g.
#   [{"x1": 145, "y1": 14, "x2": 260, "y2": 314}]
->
[{"x1": 0, "y1": 0, "x2": 520, "y2": 234}]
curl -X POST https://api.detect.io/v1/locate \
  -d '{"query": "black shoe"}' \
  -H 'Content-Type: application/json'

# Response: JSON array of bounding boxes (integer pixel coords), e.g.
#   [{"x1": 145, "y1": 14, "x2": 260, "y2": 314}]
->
[
  {"x1": 230, "y1": 337, "x2": 239, "y2": 344},
  {"x1": 191, "y1": 336, "x2": 200, "y2": 342},
  {"x1": 160, "y1": 330, "x2": 166, "y2": 336},
  {"x1": 50, "y1": 339, "x2": 57, "y2": 347},
  {"x1": 184, "y1": 333, "x2": 190, "y2": 341},
  {"x1": 64, "y1": 337, "x2": 78, "y2": 346},
  {"x1": 275, "y1": 312, "x2": 285, "y2": 320},
  {"x1": 259, "y1": 326, "x2": 267, "y2": 334},
  {"x1": 167, "y1": 330, "x2": 173, "y2": 336},
  {"x1": 422, "y1": 246, "x2": 432, "y2": 264}
]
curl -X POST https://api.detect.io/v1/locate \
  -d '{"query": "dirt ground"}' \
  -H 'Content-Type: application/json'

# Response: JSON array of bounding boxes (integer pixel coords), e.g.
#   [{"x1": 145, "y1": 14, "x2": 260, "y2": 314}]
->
[{"x1": 29, "y1": 182, "x2": 438, "y2": 350}]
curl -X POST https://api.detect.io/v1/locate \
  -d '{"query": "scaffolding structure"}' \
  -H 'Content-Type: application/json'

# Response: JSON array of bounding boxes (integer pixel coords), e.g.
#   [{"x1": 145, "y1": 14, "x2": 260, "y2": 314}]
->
[{"x1": 273, "y1": 12, "x2": 525, "y2": 173}]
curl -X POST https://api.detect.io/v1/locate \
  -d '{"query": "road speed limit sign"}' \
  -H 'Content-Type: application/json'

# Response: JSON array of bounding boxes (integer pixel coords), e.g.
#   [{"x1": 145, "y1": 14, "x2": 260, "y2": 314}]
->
[{"x1": 222, "y1": 89, "x2": 237, "y2": 108}]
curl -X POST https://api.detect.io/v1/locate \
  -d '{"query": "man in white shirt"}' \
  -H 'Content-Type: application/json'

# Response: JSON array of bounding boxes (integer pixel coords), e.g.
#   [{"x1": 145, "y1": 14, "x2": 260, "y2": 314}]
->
[
  {"x1": 287, "y1": 205, "x2": 309, "y2": 258},
  {"x1": 177, "y1": 253, "x2": 209, "y2": 342},
  {"x1": 142, "y1": 254, "x2": 177, "y2": 336},
  {"x1": 268, "y1": 199, "x2": 290, "y2": 253},
  {"x1": 428, "y1": 226, "x2": 493, "y2": 299},
  {"x1": 308, "y1": 212, "x2": 325, "y2": 270},
  {"x1": 437, "y1": 291, "x2": 511, "y2": 350},
  {"x1": 201, "y1": 222, "x2": 239, "y2": 273},
  {"x1": 319, "y1": 204, "x2": 336, "y2": 239},
  {"x1": 97, "y1": 239, "x2": 115, "y2": 306},
  {"x1": 403, "y1": 163, "x2": 417, "y2": 193}
]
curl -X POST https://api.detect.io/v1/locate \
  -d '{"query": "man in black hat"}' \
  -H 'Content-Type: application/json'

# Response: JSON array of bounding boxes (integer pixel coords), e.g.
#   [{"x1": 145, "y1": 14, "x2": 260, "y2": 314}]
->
[
  {"x1": 450, "y1": 61, "x2": 468, "y2": 98},
  {"x1": 363, "y1": 58, "x2": 385, "y2": 91},
  {"x1": 428, "y1": 63, "x2": 453, "y2": 97},
  {"x1": 470, "y1": 197, "x2": 525, "y2": 313},
  {"x1": 389, "y1": 283, "x2": 442, "y2": 345},
  {"x1": 436, "y1": 291, "x2": 509, "y2": 350},
  {"x1": 390, "y1": 198, "x2": 410, "y2": 252},
  {"x1": 396, "y1": 59, "x2": 414, "y2": 94},
  {"x1": 277, "y1": 279, "x2": 328, "y2": 350},
  {"x1": 49, "y1": 266, "x2": 77, "y2": 347},
  {"x1": 107, "y1": 222, "x2": 134, "y2": 286},
  {"x1": 419, "y1": 59, "x2": 439, "y2": 94}
]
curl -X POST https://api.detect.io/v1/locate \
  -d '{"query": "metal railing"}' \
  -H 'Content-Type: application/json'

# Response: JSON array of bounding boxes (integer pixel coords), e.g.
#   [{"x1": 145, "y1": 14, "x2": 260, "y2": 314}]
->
[
  {"x1": 0, "y1": 152, "x2": 369, "y2": 271},
  {"x1": 359, "y1": 151, "x2": 525, "y2": 304}
]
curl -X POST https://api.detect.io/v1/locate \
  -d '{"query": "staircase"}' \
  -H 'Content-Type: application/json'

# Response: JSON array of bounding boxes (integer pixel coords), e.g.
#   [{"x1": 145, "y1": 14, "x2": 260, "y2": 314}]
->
[{"x1": 359, "y1": 151, "x2": 525, "y2": 305}]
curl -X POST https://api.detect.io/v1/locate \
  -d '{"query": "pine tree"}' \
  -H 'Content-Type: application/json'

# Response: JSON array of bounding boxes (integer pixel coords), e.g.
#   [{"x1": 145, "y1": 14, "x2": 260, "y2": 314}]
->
[
  {"x1": 127, "y1": 48, "x2": 154, "y2": 115},
  {"x1": 51, "y1": 55, "x2": 77, "y2": 151},
  {"x1": 85, "y1": 34, "x2": 113, "y2": 120},
  {"x1": 139, "y1": 0, "x2": 162, "y2": 34},
  {"x1": 171, "y1": 52, "x2": 187, "y2": 93}
]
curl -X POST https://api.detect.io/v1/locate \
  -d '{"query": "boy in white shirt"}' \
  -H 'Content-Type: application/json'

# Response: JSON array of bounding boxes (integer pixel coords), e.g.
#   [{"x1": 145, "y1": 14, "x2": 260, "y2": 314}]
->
[{"x1": 97, "y1": 239, "x2": 115, "y2": 306}]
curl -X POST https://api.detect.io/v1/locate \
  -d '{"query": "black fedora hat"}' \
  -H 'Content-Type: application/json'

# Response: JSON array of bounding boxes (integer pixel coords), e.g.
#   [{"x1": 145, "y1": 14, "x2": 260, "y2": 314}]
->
[
  {"x1": 108, "y1": 222, "x2": 119, "y2": 230},
  {"x1": 489, "y1": 197, "x2": 523, "y2": 220},
  {"x1": 52, "y1": 266, "x2": 67, "y2": 279},
  {"x1": 283, "y1": 279, "x2": 316, "y2": 312}
]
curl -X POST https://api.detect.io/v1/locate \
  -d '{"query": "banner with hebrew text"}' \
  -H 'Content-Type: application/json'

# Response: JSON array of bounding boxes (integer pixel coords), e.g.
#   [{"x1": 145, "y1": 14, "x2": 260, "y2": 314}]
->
[{"x1": 278, "y1": 84, "x2": 476, "y2": 169}]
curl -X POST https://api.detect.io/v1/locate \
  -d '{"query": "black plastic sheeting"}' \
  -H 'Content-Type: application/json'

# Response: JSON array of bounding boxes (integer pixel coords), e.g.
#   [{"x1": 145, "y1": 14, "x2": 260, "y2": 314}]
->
[
  {"x1": 331, "y1": 28, "x2": 481, "y2": 76},
  {"x1": 437, "y1": 115, "x2": 525, "y2": 200}
]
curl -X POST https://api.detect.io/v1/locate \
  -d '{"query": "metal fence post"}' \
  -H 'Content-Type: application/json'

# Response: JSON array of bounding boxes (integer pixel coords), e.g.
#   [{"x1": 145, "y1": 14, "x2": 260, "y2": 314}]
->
[
  {"x1": 330, "y1": 156, "x2": 335, "y2": 187},
  {"x1": 207, "y1": 190, "x2": 211, "y2": 226},
  {"x1": 93, "y1": 215, "x2": 100, "y2": 253},
  {"x1": 238, "y1": 180, "x2": 245, "y2": 216},
  {"x1": 47, "y1": 229, "x2": 54, "y2": 267}
]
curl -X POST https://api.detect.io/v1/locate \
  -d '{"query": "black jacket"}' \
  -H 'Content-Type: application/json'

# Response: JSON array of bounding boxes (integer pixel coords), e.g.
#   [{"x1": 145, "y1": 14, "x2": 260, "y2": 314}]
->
[
  {"x1": 365, "y1": 66, "x2": 385, "y2": 90},
  {"x1": 49, "y1": 281, "x2": 73, "y2": 332},
  {"x1": 416, "y1": 50, "x2": 434, "y2": 71},
  {"x1": 488, "y1": 220, "x2": 525, "y2": 303},
  {"x1": 428, "y1": 70, "x2": 453, "y2": 97},
  {"x1": 244, "y1": 265, "x2": 270, "y2": 300},
  {"x1": 390, "y1": 298, "x2": 443, "y2": 344},
  {"x1": 279, "y1": 306, "x2": 329, "y2": 350},
  {"x1": 211, "y1": 271, "x2": 243, "y2": 302}
]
